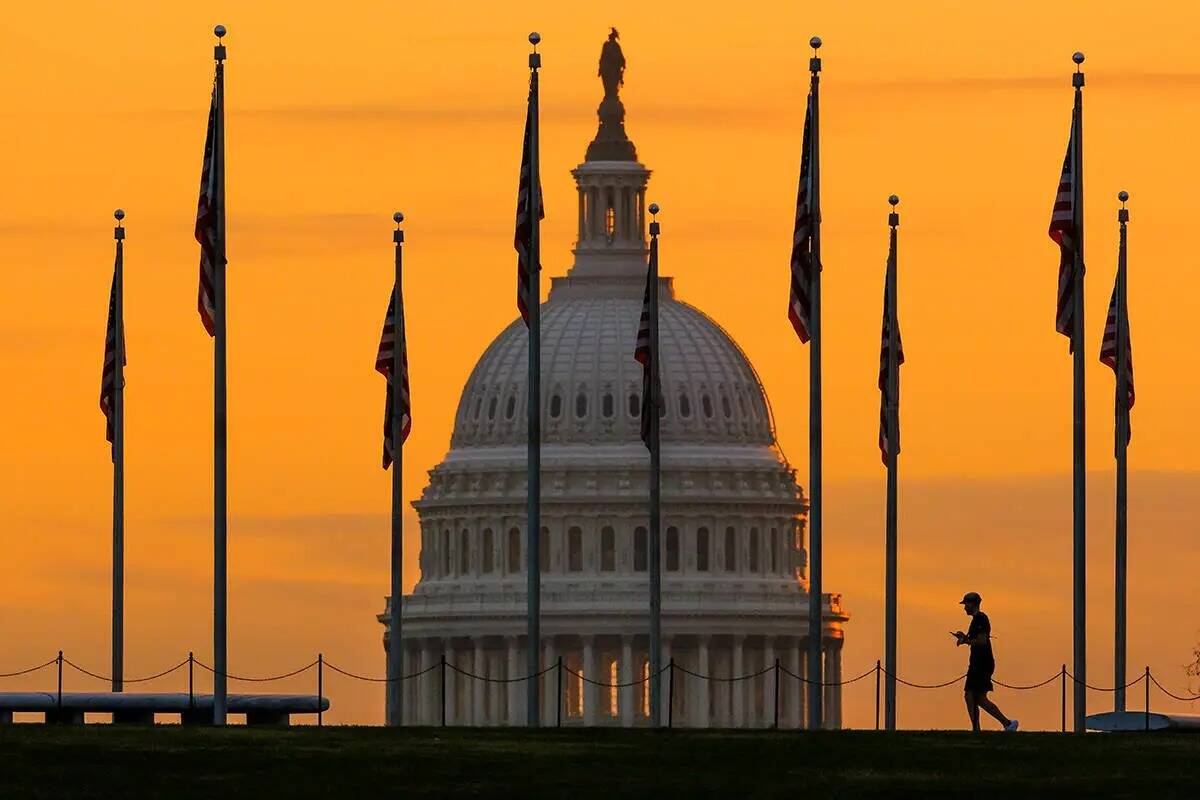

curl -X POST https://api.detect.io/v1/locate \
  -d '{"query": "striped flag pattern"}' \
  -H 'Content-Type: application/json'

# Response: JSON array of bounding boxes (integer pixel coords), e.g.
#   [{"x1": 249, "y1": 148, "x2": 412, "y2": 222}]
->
[
  {"x1": 634, "y1": 270, "x2": 657, "y2": 449},
  {"x1": 376, "y1": 289, "x2": 411, "y2": 469},
  {"x1": 878, "y1": 255, "x2": 904, "y2": 464},
  {"x1": 514, "y1": 77, "x2": 543, "y2": 327},
  {"x1": 1099, "y1": 280, "x2": 1134, "y2": 448},
  {"x1": 1048, "y1": 117, "x2": 1078, "y2": 348},
  {"x1": 99, "y1": 263, "x2": 125, "y2": 454},
  {"x1": 788, "y1": 96, "x2": 815, "y2": 343},
  {"x1": 195, "y1": 83, "x2": 221, "y2": 336}
]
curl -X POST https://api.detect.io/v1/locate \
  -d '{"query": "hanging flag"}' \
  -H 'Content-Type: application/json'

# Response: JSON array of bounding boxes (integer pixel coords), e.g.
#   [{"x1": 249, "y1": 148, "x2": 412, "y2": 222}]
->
[
  {"x1": 634, "y1": 269, "x2": 658, "y2": 449},
  {"x1": 376, "y1": 290, "x2": 411, "y2": 468},
  {"x1": 99, "y1": 266, "x2": 125, "y2": 453},
  {"x1": 1099, "y1": 281, "x2": 1134, "y2": 447},
  {"x1": 1048, "y1": 117, "x2": 1079, "y2": 349},
  {"x1": 788, "y1": 95, "x2": 815, "y2": 343},
  {"x1": 195, "y1": 83, "x2": 221, "y2": 336},
  {"x1": 878, "y1": 257, "x2": 904, "y2": 464},
  {"x1": 514, "y1": 76, "x2": 544, "y2": 327}
]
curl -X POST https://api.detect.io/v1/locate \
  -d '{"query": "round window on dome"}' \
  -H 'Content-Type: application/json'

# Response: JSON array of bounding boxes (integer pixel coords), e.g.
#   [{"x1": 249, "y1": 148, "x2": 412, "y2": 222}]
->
[
  {"x1": 550, "y1": 393, "x2": 563, "y2": 419},
  {"x1": 487, "y1": 396, "x2": 498, "y2": 420},
  {"x1": 679, "y1": 393, "x2": 691, "y2": 419},
  {"x1": 505, "y1": 395, "x2": 516, "y2": 420},
  {"x1": 575, "y1": 392, "x2": 588, "y2": 419}
]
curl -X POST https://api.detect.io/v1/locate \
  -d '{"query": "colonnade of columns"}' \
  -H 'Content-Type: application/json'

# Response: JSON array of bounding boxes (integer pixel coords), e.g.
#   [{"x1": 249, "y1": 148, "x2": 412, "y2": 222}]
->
[{"x1": 396, "y1": 633, "x2": 843, "y2": 728}]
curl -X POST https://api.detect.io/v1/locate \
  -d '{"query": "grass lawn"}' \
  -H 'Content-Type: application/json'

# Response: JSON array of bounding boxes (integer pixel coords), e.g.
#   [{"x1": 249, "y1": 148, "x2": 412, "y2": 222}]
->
[{"x1": 1, "y1": 726, "x2": 1198, "y2": 798}]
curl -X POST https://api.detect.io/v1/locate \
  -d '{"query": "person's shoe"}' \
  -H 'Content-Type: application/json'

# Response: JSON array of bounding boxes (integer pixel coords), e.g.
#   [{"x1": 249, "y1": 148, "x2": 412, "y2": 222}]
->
[{"x1": 1004, "y1": 719, "x2": 1019, "y2": 732}]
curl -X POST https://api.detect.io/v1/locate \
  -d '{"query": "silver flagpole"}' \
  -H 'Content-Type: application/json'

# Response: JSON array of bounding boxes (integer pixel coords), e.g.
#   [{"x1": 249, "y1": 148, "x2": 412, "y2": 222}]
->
[
  {"x1": 884, "y1": 195, "x2": 900, "y2": 731},
  {"x1": 388, "y1": 211, "x2": 406, "y2": 726},
  {"x1": 525, "y1": 32, "x2": 543, "y2": 728},
  {"x1": 805, "y1": 35, "x2": 824, "y2": 731},
  {"x1": 647, "y1": 204, "x2": 662, "y2": 727},
  {"x1": 1070, "y1": 51, "x2": 1086, "y2": 734},
  {"x1": 112, "y1": 209, "x2": 126, "y2": 694},
  {"x1": 212, "y1": 24, "x2": 229, "y2": 726},
  {"x1": 1114, "y1": 191, "x2": 1130, "y2": 712}
]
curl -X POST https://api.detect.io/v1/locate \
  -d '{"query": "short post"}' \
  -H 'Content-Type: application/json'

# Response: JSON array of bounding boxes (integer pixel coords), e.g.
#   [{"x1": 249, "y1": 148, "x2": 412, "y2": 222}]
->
[
  {"x1": 56, "y1": 651, "x2": 63, "y2": 714},
  {"x1": 772, "y1": 659, "x2": 780, "y2": 730},
  {"x1": 875, "y1": 660, "x2": 882, "y2": 731},
  {"x1": 440, "y1": 654, "x2": 447, "y2": 728},
  {"x1": 556, "y1": 656, "x2": 563, "y2": 728},
  {"x1": 317, "y1": 653, "x2": 324, "y2": 728},
  {"x1": 1060, "y1": 664, "x2": 1067, "y2": 733},
  {"x1": 668, "y1": 658, "x2": 676, "y2": 729},
  {"x1": 1144, "y1": 666, "x2": 1150, "y2": 731},
  {"x1": 188, "y1": 651, "x2": 195, "y2": 709}
]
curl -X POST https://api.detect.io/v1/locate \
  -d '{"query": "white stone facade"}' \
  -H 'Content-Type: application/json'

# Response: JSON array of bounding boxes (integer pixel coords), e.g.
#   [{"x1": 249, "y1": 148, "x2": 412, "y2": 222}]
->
[{"x1": 379, "y1": 54, "x2": 848, "y2": 728}]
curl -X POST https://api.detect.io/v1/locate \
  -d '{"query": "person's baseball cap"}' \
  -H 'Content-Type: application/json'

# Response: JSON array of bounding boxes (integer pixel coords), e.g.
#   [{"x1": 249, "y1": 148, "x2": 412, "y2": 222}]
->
[{"x1": 959, "y1": 592, "x2": 982, "y2": 605}]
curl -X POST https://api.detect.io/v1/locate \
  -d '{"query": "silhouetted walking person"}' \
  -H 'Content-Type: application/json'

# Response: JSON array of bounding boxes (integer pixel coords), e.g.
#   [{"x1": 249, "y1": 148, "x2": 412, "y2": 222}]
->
[{"x1": 954, "y1": 592, "x2": 1018, "y2": 732}]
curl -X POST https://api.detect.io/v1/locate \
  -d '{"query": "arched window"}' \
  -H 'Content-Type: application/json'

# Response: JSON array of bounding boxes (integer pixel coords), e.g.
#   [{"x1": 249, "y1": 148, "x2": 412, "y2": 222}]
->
[
  {"x1": 602, "y1": 393, "x2": 614, "y2": 418},
  {"x1": 769, "y1": 528, "x2": 779, "y2": 574},
  {"x1": 540, "y1": 526, "x2": 550, "y2": 572},
  {"x1": 568, "y1": 526, "x2": 583, "y2": 572},
  {"x1": 702, "y1": 394, "x2": 714, "y2": 419},
  {"x1": 748, "y1": 527, "x2": 760, "y2": 573},
  {"x1": 679, "y1": 394, "x2": 691, "y2": 419},
  {"x1": 441, "y1": 530, "x2": 451, "y2": 576},
  {"x1": 507, "y1": 527, "x2": 521, "y2": 574},
  {"x1": 487, "y1": 396, "x2": 498, "y2": 420},
  {"x1": 724, "y1": 527, "x2": 737, "y2": 573},
  {"x1": 600, "y1": 526, "x2": 615, "y2": 571},
  {"x1": 472, "y1": 396, "x2": 482, "y2": 420},
  {"x1": 575, "y1": 392, "x2": 588, "y2": 419},
  {"x1": 482, "y1": 528, "x2": 495, "y2": 574},
  {"x1": 605, "y1": 205, "x2": 615, "y2": 239},
  {"x1": 666, "y1": 527, "x2": 680, "y2": 572},
  {"x1": 721, "y1": 394, "x2": 732, "y2": 419},
  {"x1": 460, "y1": 529, "x2": 470, "y2": 575},
  {"x1": 550, "y1": 393, "x2": 563, "y2": 419},
  {"x1": 634, "y1": 527, "x2": 648, "y2": 572},
  {"x1": 505, "y1": 395, "x2": 516, "y2": 420},
  {"x1": 628, "y1": 392, "x2": 640, "y2": 417},
  {"x1": 696, "y1": 527, "x2": 710, "y2": 572}
]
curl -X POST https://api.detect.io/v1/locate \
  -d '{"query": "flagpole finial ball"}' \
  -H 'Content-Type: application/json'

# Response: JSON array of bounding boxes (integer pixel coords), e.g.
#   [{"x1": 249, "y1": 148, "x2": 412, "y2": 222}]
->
[
  {"x1": 393, "y1": 211, "x2": 404, "y2": 224},
  {"x1": 1118, "y1": 190, "x2": 1129, "y2": 203},
  {"x1": 214, "y1": 25, "x2": 226, "y2": 38},
  {"x1": 888, "y1": 194, "x2": 899, "y2": 207},
  {"x1": 1072, "y1": 51, "x2": 1084, "y2": 65},
  {"x1": 114, "y1": 209, "x2": 125, "y2": 221},
  {"x1": 810, "y1": 36, "x2": 822, "y2": 49},
  {"x1": 648, "y1": 203, "x2": 660, "y2": 216},
  {"x1": 529, "y1": 32, "x2": 541, "y2": 46}
]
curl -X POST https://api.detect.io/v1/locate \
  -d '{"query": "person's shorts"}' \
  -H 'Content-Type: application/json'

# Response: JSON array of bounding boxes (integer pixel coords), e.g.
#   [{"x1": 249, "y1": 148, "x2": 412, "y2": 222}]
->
[{"x1": 965, "y1": 668, "x2": 994, "y2": 694}]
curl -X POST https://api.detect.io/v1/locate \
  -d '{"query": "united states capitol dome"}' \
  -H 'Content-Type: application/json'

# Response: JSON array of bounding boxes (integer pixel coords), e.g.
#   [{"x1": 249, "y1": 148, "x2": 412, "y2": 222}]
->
[{"x1": 383, "y1": 31, "x2": 847, "y2": 731}]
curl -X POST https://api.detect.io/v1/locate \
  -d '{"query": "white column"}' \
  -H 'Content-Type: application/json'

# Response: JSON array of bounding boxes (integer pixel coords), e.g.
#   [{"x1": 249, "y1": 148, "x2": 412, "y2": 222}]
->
[
  {"x1": 543, "y1": 637, "x2": 557, "y2": 726},
  {"x1": 506, "y1": 636, "x2": 520, "y2": 726},
  {"x1": 620, "y1": 635, "x2": 634, "y2": 727},
  {"x1": 789, "y1": 640, "x2": 802, "y2": 729},
  {"x1": 582, "y1": 636, "x2": 596, "y2": 726},
  {"x1": 473, "y1": 639, "x2": 486, "y2": 726},
  {"x1": 444, "y1": 640, "x2": 457, "y2": 725},
  {"x1": 731, "y1": 635, "x2": 745, "y2": 727},
  {"x1": 696, "y1": 636, "x2": 710, "y2": 728},
  {"x1": 661, "y1": 636, "x2": 673, "y2": 725},
  {"x1": 822, "y1": 641, "x2": 834, "y2": 730},
  {"x1": 764, "y1": 638, "x2": 776, "y2": 729},
  {"x1": 831, "y1": 640, "x2": 843, "y2": 729},
  {"x1": 420, "y1": 640, "x2": 437, "y2": 725}
]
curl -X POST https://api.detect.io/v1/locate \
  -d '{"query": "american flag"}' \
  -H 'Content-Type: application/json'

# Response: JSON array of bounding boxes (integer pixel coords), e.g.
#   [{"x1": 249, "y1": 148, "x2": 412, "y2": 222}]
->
[
  {"x1": 376, "y1": 288, "x2": 411, "y2": 469},
  {"x1": 788, "y1": 95, "x2": 815, "y2": 343},
  {"x1": 195, "y1": 81, "x2": 221, "y2": 337},
  {"x1": 634, "y1": 267, "x2": 658, "y2": 449},
  {"x1": 878, "y1": 249, "x2": 904, "y2": 464},
  {"x1": 514, "y1": 77, "x2": 543, "y2": 327},
  {"x1": 99, "y1": 260, "x2": 125, "y2": 454},
  {"x1": 1099, "y1": 279, "x2": 1134, "y2": 449},
  {"x1": 1048, "y1": 116, "x2": 1079, "y2": 348}
]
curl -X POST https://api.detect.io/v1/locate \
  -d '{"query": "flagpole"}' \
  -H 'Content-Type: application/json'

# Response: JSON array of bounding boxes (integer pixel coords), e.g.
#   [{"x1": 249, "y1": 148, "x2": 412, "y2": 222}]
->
[
  {"x1": 805, "y1": 35, "x2": 824, "y2": 731},
  {"x1": 884, "y1": 195, "x2": 900, "y2": 731},
  {"x1": 525, "y1": 31, "x2": 543, "y2": 728},
  {"x1": 388, "y1": 211, "x2": 406, "y2": 726},
  {"x1": 112, "y1": 209, "x2": 126, "y2": 694},
  {"x1": 1070, "y1": 51, "x2": 1086, "y2": 733},
  {"x1": 647, "y1": 204, "x2": 663, "y2": 728},
  {"x1": 1114, "y1": 191, "x2": 1130, "y2": 713},
  {"x1": 212, "y1": 24, "x2": 229, "y2": 726}
]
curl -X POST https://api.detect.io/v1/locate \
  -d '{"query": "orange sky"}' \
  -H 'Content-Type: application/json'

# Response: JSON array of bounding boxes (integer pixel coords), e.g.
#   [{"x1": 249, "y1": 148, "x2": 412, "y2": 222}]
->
[{"x1": 1, "y1": 1, "x2": 1198, "y2": 728}]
